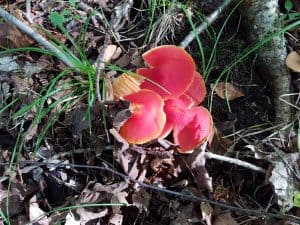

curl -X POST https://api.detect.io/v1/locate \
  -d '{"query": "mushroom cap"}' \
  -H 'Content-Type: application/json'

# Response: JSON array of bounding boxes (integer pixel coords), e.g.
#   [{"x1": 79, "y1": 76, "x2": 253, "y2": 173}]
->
[
  {"x1": 286, "y1": 51, "x2": 300, "y2": 72},
  {"x1": 182, "y1": 72, "x2": 206, "y2": 106},
  {"x1": 119, "y1": 89, "x2": 166, "y2": 144},
  {"x1": 142, "y1": 45, "x2": 196, "y2": 68},
  {"x1": 159, "y1": 97, "x2": 192, "y2": 138},
  {"x1": 138, "y1": 45, "x2": 196, "y2": 99},
  {"x1": 173, "y1": 106, "x2": 213, "y2": 153},
  {"x1": 112, "y1": 73, "x2": 144, "y2": 99},
  {"x1": 159, "y1": 97, "x2": 212, "y2": 153}
]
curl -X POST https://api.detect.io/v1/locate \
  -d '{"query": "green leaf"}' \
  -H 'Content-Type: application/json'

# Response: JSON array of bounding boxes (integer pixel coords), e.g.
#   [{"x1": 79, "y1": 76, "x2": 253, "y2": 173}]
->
[
  {"x1": 294, "y1": 192, "x2": 300, "y2": 207},
  {"x1": 285, "y1": 0, "x2": 293, "y2": 11}
]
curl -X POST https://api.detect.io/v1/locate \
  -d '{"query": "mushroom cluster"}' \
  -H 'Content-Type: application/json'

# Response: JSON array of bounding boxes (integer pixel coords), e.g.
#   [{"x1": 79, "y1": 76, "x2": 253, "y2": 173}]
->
[{"x1": 112, "y1": 45, "x2": 213, "y2": 153}]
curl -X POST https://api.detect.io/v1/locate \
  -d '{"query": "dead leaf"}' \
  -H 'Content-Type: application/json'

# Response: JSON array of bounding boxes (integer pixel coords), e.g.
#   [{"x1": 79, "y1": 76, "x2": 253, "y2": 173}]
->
[
  {"x1": 29, "y1": 195, "x2": 49, "y2": 225},
  {"x1": 103, "y1": 45, "x2": 122, "y2": 62},
  {"x1": 131, "y1": 189, "x2": 151, "y2": 211},
  {"x1": 214, "y1": 82, "x2": 244, "y2": 100},
  {"x1": 286, "y1": 51, "x2": 300, "y2": 72},
  {"x1": 0, "y1": 22, "x2": 34, "y2": 48},
  {"x1": 185, "y1": 146, "x2": 213, "y2": 192},
  {"x1": 109, "y1": 213, "x2": 123, "y2": 225},
  {"x1": 201, "y1": 202, "x2": 213, "y2": 225},
  {"x1": 213, "y1": 213, "x2": 238, "y2": 225}
]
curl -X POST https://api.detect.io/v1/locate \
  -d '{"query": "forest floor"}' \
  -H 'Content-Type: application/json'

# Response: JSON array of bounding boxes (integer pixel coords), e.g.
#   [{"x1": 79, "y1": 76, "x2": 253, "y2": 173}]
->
[{"x1": 0, "y1": 0, "x2": 300, "y2": 225}]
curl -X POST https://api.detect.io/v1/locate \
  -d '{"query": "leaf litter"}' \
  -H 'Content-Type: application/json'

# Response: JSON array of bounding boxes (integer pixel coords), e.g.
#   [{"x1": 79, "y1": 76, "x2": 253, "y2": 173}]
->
[{"x1": 0, "y1": 0, "x2": 300, "y2": 224}]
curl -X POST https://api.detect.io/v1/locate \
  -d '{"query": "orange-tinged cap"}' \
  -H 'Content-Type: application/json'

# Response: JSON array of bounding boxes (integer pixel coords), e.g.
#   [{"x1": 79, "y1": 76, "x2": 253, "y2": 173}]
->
[
  {"x1": 119, "y1": 89, "x2": 166, "y2": 144},
  {"x1": 182, "y1": 72, "x2": 206, "y2": 106}
]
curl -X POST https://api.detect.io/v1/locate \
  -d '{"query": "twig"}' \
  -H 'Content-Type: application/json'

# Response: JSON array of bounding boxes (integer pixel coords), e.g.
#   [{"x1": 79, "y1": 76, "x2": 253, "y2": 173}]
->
[
  {"x1": 205, "y1": 151, "x2": 266, "y2": 173},
  {"x1": 180, "y1": 0, "x2": 233, "y2": 49},
  {"x1": 95, "y1": 0, "x2": 134, "y2": 102},
  {"x1": 3, "y1": 161, "x2": 300, "y2": 223},
  {"x1": 0, "y1": 6, "x2": 78, "y2": 70},
  {"x1": 25, "y1": 0, "x2": 33, "y2": 24},
  {"x1": 95, "y1": 33, "x2": 110, "y2": 102}
]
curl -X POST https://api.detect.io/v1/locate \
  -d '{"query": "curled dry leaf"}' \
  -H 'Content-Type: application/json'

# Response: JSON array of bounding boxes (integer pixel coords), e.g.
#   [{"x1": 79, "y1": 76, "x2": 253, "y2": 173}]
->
[
  {"x1": 214, "y1": 82, "x2": 244, "y2": 100},
  {"x1": 213, "y1": 213, "x2": 238, "y2": 225},
  {"x1": 103, "y1": 45, "x2": 122, "y2": 62},
  {"x1": 286, "y1": 51, "x2": 300, "y2": 72}
]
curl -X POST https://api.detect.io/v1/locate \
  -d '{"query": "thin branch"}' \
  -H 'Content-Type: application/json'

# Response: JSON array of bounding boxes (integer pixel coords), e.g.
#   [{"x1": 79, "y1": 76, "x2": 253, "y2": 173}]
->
[
  {"x1": 205, "y1": 151, "x2": 266, "y2": 173},
  {"x1": 95, "y1": 0, "x2": 134, "y2": 102},
  {"x1": 25, "y1": 0, "x2": 33, "y2": 24},
  {"x1": 95, "y1": 33, "x2": 110, "y2": 102},
  {"x1": 0, "y1": 7, "x2": 79, "y2": 70},
  {"x1": 180, "y1": 0, "x2": 233, "y2": 49}
]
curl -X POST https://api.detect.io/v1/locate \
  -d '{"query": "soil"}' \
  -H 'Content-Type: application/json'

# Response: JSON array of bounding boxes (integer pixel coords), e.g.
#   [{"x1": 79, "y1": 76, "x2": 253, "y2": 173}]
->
[{"x1": 0, "y1": 0, "x2": 299, "y2": 225}]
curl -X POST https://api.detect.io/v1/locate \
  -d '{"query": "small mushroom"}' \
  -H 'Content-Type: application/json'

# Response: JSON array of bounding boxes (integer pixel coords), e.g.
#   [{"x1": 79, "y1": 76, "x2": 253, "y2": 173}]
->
[
  {"x1": 161, "y1": 97, "x2": 213, "y2": 153},
  {"x1": 173, "y1": 107, "x2": 212, "y2": 153},
  {"x1": 286, "y1": 51, "x2": 300, "y2": 72},
  {"x1": 138, "y1": 45, "x2": 196, "y2": 99},
  {"x1": 119, "y1": 89, "x2": 166, "y2": 144}
]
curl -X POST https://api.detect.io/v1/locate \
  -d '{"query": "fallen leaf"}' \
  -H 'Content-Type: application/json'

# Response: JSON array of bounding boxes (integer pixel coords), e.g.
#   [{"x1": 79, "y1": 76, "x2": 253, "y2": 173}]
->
[
  {"x1": 286, "y1": 51, "x2": 300, "y2": 72},
  {"x1": 214, "y1": 82, "x2": 244, "y2": 100},
  {"x1": 268, "y1": 152, "x2": 300, "y2": 211},
  {"x1": 213, "y1": 213, "x2": 238, "y2": 225},
  {"x1": 185, "y1": 145, "x2": 213, "y2": 192},
  {"x1": 201, "y1": 202, "x2": 213, "y2": 225},
  {"x1": 29, "y1": 195, "x2": 49, "y2": 225},
  {"x1": 0, "y1": 22, "x2": 34, "y2": 48},
  {"x1": 103, "y1": 45, "x2": 122, "y2": 62}
]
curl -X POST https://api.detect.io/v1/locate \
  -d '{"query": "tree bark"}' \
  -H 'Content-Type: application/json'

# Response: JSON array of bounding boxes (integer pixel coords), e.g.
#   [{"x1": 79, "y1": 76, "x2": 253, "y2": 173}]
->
[{"x1": 240, "y1": 0, "x2": 292, "y2": 124}]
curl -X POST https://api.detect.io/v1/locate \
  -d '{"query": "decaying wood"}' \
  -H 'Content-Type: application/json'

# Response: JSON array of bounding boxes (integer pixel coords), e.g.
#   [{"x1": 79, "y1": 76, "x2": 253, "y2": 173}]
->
[{"x1": 240, "y1": 0, "x2": 292, "y2": 124}]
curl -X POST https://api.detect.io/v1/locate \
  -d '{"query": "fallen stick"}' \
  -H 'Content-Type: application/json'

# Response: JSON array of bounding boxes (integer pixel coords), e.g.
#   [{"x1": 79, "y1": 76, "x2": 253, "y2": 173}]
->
[
  {"x1": 0, "y1": 6, "x2": 78, "y2": 70},
  {"x1": 205, "y1": 151, "x2": 266, "y2": 173},
  {"x1": 180, "y1": 0, "x2": 233, "y2": 49}
]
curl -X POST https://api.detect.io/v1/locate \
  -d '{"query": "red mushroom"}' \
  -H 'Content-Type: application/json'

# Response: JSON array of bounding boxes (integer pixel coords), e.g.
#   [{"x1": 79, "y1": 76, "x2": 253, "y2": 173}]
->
[
  {"x1": 112, "y1": 73, "x2": 144, "y2": 99},
  {"x1": 138, "y1": 45, "x2": 195, "y2": 99},
  {"x1": 182, "y1": 72, "x2": 206, "y2": 106},
  {"x1": 119, "y1": 89, "x2": 166, "y2": 144},
  {"x1": 160, "y1": 97, "x2": 212, "y2": 153},
  {"x1": 173, "y1": 107, "x2": 212, "y2": 153}
]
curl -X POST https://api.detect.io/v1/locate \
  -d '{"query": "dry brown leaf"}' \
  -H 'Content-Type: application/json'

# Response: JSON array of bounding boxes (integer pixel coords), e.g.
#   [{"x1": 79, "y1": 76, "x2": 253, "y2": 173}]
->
[
  {"x1": 214, "y1": 82, "x2": 244, "y2": 100},
  {"x1": 286, "y1": 51, "x2": 300, "y2": 72},
  {"x1": 185, "y1": 146, "x2": 213, "y2": 192},
  {"x1": 29, "y1": 195, "x2": 49, "y2": 225},
  {"x1": 0, "y1": 22, "x2": 34, "y2": 48},
  {"x1": 103, "y1": 45, "x2": 122, "y2": 62},
  {"x1": 201, "y1": 202, "x2": 213, "y2": 225},
  {"x1": 213, "y1": 213, "x2": 238, "y2": 225}
]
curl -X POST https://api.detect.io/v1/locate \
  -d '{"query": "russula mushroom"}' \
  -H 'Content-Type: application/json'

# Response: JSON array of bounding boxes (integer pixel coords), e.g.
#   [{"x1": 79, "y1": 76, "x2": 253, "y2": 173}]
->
[
  {"x1": 286, "y1": 51, "x2": 300, "y2": 72},
  {"x1": 161, "y1": 97, "x2": 212, "y2": 153},
  {"x1": 138, "y1": 45, "x2": 195, "y2": 99},
  {"x1": 182, "y1": 72, "x2": 206, "y2": 106},
  {"x1": 119, "y1": 89, "x2": 166, "y2": 144},
  {"x1": 173, "y1": 107, "x2": 212, "y2": 153},
  {"x1": 112, "y1": 73, "x2": 144, "y2": 99}
]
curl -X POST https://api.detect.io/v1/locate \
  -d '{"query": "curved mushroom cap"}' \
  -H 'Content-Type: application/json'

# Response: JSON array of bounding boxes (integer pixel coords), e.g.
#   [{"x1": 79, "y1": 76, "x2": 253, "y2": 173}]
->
[
  {"x1": 119, "y1": 89, "x2": 166, "y2": 144},
  {"x1": 183, "y1": 72, "x2": 206, "y2": 106},
  {"x1": 138, "y1": 46, "x2": 196, "y2": 99},
  {"x1": 173, "y1": 106, "x2": 213, "y2": 153},
  {"x1": 160, "y1": 97, "x2": 212, "y2": 152},
  {"x1": 159, "y1": 97, "x2": 192, "y2": 138},
  {"x1": 142, "y1": 45, "x2": 196, "y2": 68}
]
